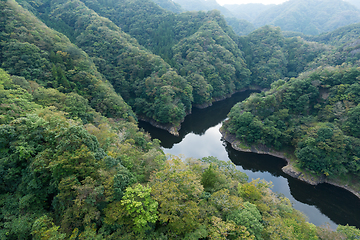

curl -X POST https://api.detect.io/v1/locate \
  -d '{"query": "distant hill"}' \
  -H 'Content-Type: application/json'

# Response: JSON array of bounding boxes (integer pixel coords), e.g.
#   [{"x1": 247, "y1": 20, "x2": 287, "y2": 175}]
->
[
  {"x1": 171, "y1": 0, "x2": 234, "y2": 17},
  {"x1": 158, "y1": 0, "x2": 254, "y2": 36},
  {"x1": 151, "y1": 0, "x2": 184, "y2": 13},
  {"x1": 225, "y1": 17, "x2": 255, "y2": 36},
  {"x1": 223, "y1": 3, "x2": 275, "y2": 22},
  {"x1": 344, "y1": 0, "x2": 360, "y2": 10},
  {"x1": 252, "y1": 0, "x2": 360, "y2": 35},
  {"x1": 310, "y1": 23, "x2": 360, "y2": 46}
]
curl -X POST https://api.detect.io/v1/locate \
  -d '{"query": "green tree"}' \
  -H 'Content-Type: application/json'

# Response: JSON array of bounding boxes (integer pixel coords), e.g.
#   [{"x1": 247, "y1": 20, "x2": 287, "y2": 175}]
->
[{"x1": 121, "y1": 184, "x2": 158, "y2": 234}]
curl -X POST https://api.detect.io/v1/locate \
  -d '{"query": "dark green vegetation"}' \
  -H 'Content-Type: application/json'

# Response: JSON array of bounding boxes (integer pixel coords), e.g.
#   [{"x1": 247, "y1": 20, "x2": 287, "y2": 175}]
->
[
  {"x1": 0, "y1": 0, "x2": 132, "y2": 121},
  {"x1": 3, "y1": 66, "x2": 359, "y2": 239},
  {"x1": 1, "y1": 0, "x2": 360, "y2": 238},
  {"x1": 16, "y1": 0, "x2": 328, "y2": 117},
  {"x1": 224, "y1": 65, "x2": 360, "y2": 184},
  {"x1": 239, "y1": 26, "x2": 329, "y2": 87}
]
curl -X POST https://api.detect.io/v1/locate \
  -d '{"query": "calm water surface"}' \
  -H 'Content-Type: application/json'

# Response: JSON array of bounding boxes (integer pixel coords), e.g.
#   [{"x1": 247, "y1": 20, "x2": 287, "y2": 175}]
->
[{"x1": 139, "y1": 90, "x2": 360, "y2": 229}]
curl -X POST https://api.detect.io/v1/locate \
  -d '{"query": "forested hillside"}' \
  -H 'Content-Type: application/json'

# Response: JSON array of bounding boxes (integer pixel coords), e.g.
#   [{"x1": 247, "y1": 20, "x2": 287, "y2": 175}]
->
[
  {"x1": 239, "y1": 26, "x2": 329, "y2": 87},
  {"x1": 1, "y1": 68, "x2": 358, "y2": 239},
  {"x1": 19, "y1": 0, "x2": 257, "y2": 122},
  {"x1": 2, "y1": 0, "x2": 360, "y2": 238},
  {"x1": 251, "y1": 0, "x2": 360, "y2": 35},
  {"x1": 223, "y1": 64, "x2": 360, "y2": 192},
  {"x1": 308, "y1": 23, "x2": 360, "y2": 46},
  {"x1": 0, "y1": 0, "x2": 133, "y2": 121},
  {"x1": 151, "y1": 0, "x2": 255, "y2": 36},
  {"x1": 158, "y1": 0, "x2": 360, "y2": 36}
]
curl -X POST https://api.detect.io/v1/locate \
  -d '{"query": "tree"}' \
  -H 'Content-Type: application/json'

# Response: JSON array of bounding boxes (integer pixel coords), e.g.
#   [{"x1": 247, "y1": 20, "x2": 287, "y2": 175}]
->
[
  {"x1": 150, "y1": 157, "x2": 204, "y2": 235},
  {"x1": 120, "y1": 184, "x2": 158, "y2": 233},
  {"x1": 227, "y1": 202, "x2": 263, "y2": 240}
]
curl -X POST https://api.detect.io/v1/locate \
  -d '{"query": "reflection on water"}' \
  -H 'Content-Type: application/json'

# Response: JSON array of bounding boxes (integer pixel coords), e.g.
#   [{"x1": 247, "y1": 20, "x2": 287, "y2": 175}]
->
[
  {"x1": 226, "y1": 141, "x2": 360, "y2": 228},
  {"x1": 138, "y1": 90, "x2": 258, "y2": 148},
  {"x1": 139, "y1": 91, "x2": 360, "y2": 229}
]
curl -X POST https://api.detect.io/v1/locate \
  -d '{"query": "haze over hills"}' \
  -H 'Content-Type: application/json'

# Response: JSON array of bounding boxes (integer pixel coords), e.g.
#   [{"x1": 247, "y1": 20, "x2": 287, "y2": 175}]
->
[
  {"x1": 251, "y1": 0, "x2": 360, "y2": 35},
  {"x1": 151, "y1": 0, "x2": 184, "y2": 13},
  {"x1": 223, "y1": 3, "x2": 275, "y2": 22},
  {"x1": 153, "y1": 0, "x2": 256, "y2": 35},
  {"x1": 344, "y1": 0, "x2": 360, "y2": 10},
  {"x1": 155, "y1": 0, "x2": 360, "y2": 36},
  {"x1": 171, "y1": 0, "x2": 234, "y2": 17}
]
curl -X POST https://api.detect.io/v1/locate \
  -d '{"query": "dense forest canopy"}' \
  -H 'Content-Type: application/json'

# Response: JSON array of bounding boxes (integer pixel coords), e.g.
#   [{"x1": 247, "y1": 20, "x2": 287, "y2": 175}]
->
[
  {"x1": 1, "y1": 0, "x2": 360, "y2": 238},
  {"x1": 224, "y1": 65, "x2": 360, "y2": 178}
]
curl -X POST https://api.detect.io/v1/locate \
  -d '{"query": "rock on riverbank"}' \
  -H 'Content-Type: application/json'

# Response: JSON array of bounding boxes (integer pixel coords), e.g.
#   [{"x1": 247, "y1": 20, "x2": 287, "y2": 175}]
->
[{"x1": 220, "y1": 127, "x2": 360, "y2": 199}]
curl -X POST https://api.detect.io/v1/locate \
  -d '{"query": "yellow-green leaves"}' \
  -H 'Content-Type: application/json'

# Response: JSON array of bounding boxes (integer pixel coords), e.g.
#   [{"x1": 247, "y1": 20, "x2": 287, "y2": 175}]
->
[
  {"x1": 150, "y1": 157, "x2": 204, "y2": 234},
  {"x1": 121, "y1": 184, "x2": 158, "y2": 233}
]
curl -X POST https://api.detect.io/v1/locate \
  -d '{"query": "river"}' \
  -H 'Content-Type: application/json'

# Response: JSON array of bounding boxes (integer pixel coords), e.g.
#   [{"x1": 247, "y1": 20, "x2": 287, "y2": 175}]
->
[{"x1": 138, "y1": 90, "x2": 360, "y2": 230}]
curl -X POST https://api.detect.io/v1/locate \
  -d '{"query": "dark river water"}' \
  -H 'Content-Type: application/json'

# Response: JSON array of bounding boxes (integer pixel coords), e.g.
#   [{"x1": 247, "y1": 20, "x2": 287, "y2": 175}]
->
[{"x1": 138, "y1": 90, "x2": 360, "y2": 230}]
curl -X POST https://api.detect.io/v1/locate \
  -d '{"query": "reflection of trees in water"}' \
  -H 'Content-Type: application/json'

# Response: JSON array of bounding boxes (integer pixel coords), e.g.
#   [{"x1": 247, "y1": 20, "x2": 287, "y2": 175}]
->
[
  {"x1": 225, "y1": 141, "x2": 360, "y2": 228},
  {"x1": 139, "y1": 89, "x2": 360, "y2": 229},
  {"x1": 139, "y1": 90, "x2": 255, "y2": 148},
  {"x1": 224, "y1": 141, "x2": 286, "y2": 177}
]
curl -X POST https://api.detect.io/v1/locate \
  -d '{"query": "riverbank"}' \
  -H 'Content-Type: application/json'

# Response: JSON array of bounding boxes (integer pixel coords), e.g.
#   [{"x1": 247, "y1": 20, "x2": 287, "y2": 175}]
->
[
  {"x1": 220, "y1": 127, "x2": 360, "y2": 200},
  {"x1": 139, "y1": 86, "x2": 262, "y2": 136},
  {"x1": 194, "y1": 86, "x2": 263, "y2": 109},
  {"x1": 138, "y1": 116, "x2": 183, "y2": 136}
]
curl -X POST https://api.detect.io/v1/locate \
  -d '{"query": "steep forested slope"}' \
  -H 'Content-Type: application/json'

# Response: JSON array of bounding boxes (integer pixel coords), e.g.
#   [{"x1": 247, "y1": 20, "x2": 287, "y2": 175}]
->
[
  {"x1": 2, "y1": 62, "x2": 359, "y2": 239},
  {"x1": 151, "y1": 0, "x2": 255, "y2": 36},
  {"x1": 309, "y1": 23, "x2": 360, "y2": 46},
  {"x1": 2, "y1": 0, "x2": 360, "y2": 239},
  {"x1": 252, "y1": 0, "x2": 360, "y2": 35},
  {"x1": 172, "y1": 20, "x2": 251, "y2": 104},
  {"x1": 223, "y1": 64, "x2": 360, "y2": 189},
  {"x1": 27, "y1": 0, "x2": 253, "y2": 108},
  {"x1": 0, "y1": 66, "x2": 166, "y2": 239},
  {"x1": 26, "y1": 0, "x2": 194, "y2": 127},
  {"x1": 239, "y1": 26, "x2": 329, "y2": 87},
  {"x1": 0, "y1": 0, "x2": 133, "y2": 120}
]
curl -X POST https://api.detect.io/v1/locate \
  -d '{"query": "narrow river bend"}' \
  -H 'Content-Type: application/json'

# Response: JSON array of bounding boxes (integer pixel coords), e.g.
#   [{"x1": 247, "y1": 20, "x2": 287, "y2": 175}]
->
[{"x1": 139, "y1": 90, "x2": 360, "y2": 229}]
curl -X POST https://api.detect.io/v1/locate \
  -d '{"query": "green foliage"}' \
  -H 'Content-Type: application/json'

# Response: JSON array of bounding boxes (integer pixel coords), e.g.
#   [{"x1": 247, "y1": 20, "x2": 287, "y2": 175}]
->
[
  {"x1": 2, "y1": 0, "x2": 360, "y2": 239},
  {"x1": 173, "y1": 19, "x2": 251, "y2": 102},
  {"x1": 32, "y1": 215, "x2": 66, "y2": 240},
  {"x1": 337, "y1": 224, "x2": 360, "y2": 239},
  {"x1": 224, "y1": 65, "x2": 360, "y2": 179},
  {"x1": 0, "y1": 0, "x2": 133, "y2": 120},
  {"x1": 240, "y1": 25, "x2": 327, "y2": 88},
  {"x1": 0, "y1": 71, "x2": 164, "y2": 239},
  {"x1": 121, "y1": 184, "x2": 158, "y2": 233},
  {"x1": 227, "y1": 202, "x2": 264, "y2": 240}
]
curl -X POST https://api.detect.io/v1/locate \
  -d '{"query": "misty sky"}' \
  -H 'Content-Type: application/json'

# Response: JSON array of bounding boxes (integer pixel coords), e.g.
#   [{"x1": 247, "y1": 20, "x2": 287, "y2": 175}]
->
[{"x1": 216, "y1": 0, "x2": 288, "y2": 5}]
